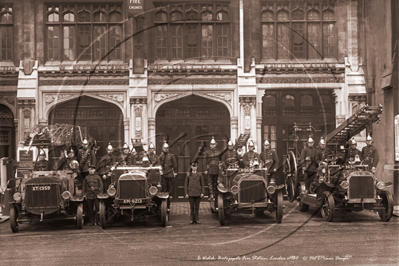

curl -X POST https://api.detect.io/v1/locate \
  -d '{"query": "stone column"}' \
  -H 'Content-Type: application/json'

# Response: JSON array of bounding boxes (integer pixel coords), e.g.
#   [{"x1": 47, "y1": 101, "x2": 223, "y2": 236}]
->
[
  {"x1": 130, "y1": 98, "x2": 147, "y2": 144},
  {"x1": 148, "y1": 118, "x2": 156, "y2": 147},
  {"x1": 231, "y1": 117, "x2": 238, "y2": 144}
]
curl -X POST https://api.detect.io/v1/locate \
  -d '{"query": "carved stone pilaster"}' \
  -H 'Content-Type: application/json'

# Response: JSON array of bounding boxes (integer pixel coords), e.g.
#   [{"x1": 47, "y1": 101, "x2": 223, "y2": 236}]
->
[{"x1": 134, "y1": 105, "x2": 143, "y2": 138}]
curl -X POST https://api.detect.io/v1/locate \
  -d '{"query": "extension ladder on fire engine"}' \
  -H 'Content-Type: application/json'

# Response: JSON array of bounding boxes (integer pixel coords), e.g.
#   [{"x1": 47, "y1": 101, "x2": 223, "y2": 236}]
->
[{"x1": 325, "y1": 104, "x2": 383, "y2": 147}]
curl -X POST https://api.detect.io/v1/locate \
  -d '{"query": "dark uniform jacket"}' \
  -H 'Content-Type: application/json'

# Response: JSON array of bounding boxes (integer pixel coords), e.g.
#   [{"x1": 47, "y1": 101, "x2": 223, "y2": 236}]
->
[
  {"x1": 204, "y1": 148, "x2": 221, "y2": 174},
  {"x1": 184, "y1": 172, "x2": 205, "y2": 197},
  {"x1": 300, "y1": 146, "x2": 317, "y2": 172},
  {"x1": 260, "y1": 149, "x2": 279, "y2": 170},
  {"x1": 83, "y1": 174, "x2": 103, "y2": 199},
  {"x1": 222, "y1": 150, "x2": 240, "y2": 168},
  {"x1": 77, "y1": 148, "x2": 97, "y2": 173},
  {"x1": 57, "y1": 156, "x2": 80, "y2": 173},
  {"x1": 97, "y1": 153, "x2": 117, "y2": 175},
  {"x1": 117, "y1": 153, "x2": 134, "y2": 166},
  {"x1": 148, "y1": 153, "x2": 160, "y2": 166},
  {"x1": 159, "y1": 152, "x2": 177, "y2": 178},
  {"x1": 345, "y1": 148, "x2": 362, "y2": 164},
  {"x1": 361, "y1": 145, "x2": 379, "y2": 167},
  {"x1": 34, "y1": 160, "x2": 51, "y2": 171},
  {"x1": 243, "y1": 151, "x2": 260, "y2": 167},
  {"x1": 148, "y1": 152, "x2": 161, "y2": 184},
  {"x1": 315, "y1": 147, "x2": 332, "y2": 165}
]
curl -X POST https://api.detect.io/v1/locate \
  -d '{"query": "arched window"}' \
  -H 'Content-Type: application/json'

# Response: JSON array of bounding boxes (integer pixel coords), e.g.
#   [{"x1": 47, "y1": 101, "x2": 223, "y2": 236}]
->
[
  {"x1": 261, "y1": 10, "x2": 274, "y2": 21},
  {"x1": 171, "y1": 11, "x2": 183, "y2": 21}
]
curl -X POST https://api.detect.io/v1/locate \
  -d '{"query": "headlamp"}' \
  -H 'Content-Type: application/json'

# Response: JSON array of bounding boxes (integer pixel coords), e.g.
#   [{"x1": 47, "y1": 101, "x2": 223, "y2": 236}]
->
[
  {"x1": 340, "y1": 181, "x2": 349, "y2": 190},
  {"x1": 231, "y1": 185, "x2": 239, "y2": 194},
  {"x1": 149, "y1": 186, "x2": 158, "y2": 196},
  {"x1": 13, "y1": 192, "x2": 22, "y2": 202},
  {"x1": 107, "y1": 186, "x2": 116, "y2": 196},
  {"x1": 61, "y1": 191, "x2": 71, "y2": 200},
  {"x1": 376, "y1": 181, "x2": 386, "y2": 190}
]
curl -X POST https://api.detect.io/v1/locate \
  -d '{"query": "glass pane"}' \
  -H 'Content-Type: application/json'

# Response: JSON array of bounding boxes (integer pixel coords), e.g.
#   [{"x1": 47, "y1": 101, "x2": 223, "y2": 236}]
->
[
  {"x1": 78, "y1": 25, "x2": 91, "y2": 60},
  {"x1": 308, "y1": 23, "x2": 320, "y2": 58},
  {"x1": 155, "y1": 11, "x2": 167, "y2": 21},
  {"x1": 202, "y1": 12, "x2": 212, "y2": 21},
  {"x1": 293, "y1": 23, "x2": 305, "y2": 58},
  {"x1": 94, "y1": 12, "x2": 106, "y2": 22},
  {"x1": 277, "y1": 11, "x2": 288, "y2": 21},
  {"x1": 64, "y1": 12, "x2": 75, "y2": 22},
  {"x1": 262, "y1": 11, "x2": 274, "y2": 21},
  {"x1": 277, "y1": 23, "x2": 289, "y2": 59},
  {"x1": 262, "y1": 24, "x2": 274, "y2": 58},
  {"x1": 307, "y1": 10, "x2": 319, "y2": 20},
  {"x1": 301, "y1": 95, "x2": 313, "y2": 106},
  {"x1": 48, "y1": 26, "x2": 60, "y2": 60},
  {"x1": 264, "y1": 95, "x2": 276, "y2": 106},
  {"x1": 323, "y1": 23, "x2": 335, "y2": 58},
  {"x1": 63, "y1": 26, "x2": 75, "y2": 60},
  {"x1": 109, "y1": 12, "x2": 122, "y2": 22},
  {"x1": 171, "y1": 12, "x2": 182, "y2": 21},
  {"x1": 282, "y1": 95, "x2": 295, "y2": 106},
  {"x1": 94, "y1": 26, "x2": 106, "y2": 61}
]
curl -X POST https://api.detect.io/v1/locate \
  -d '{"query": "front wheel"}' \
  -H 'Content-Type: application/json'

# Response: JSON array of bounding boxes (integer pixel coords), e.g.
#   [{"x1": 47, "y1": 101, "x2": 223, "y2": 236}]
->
[
  {"x1": 218, "y1": 194, "x2": 225, "y2": 225},
  {"x1": 321, "y1": 191, "x2": 335, "y2": 222},
  {"x1": 160, "y1": 199, "x2": 168, "y2": 227},
  {"x1": 379, "y1": 191, "x2": 393, "y2": 222},
  {"x1": 10, "y1": 205, "x2": 19, "y2": 233},
  {"x1": 276, "y1": 190, "x2": 283, "y2": 223},
  {"x1": 99, "y1": 200, "x2": 108, "y2": 229},
  {"x1": 76, "y1": 203, "x2": 84, "y2": 229}
]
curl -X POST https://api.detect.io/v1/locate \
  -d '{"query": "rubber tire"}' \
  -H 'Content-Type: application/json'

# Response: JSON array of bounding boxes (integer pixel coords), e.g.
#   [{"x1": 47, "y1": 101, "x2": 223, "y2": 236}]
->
[
  {"x1": 161, "y1": 199, "x2": 168, "y2": 227},
  {"x1": 10, "y1": 205, "x2": 19, "y2": 233},
  {"x1": 99, "y1": 200, "x2": 108, "y2": 229},
  {"x1": 285, "y1": 177, "x2": 296, "y2": 203},
  {"x1": 218, "y1": 194, "x2": 225, "y2": 226},
  {"x1": 76, "y1": 203, "x2": 84, "y2": 229},
  {"x1": 276, "y1": 190, "x2": 283, "y2": 223},
  {"x1": 321, "y1": 191, "x2": 335, "y2": 222},
  {"x1": 299, "y1": 202, "x2": 309, "y2": 212},
  {"x1": 379, "y1": 191, "x2": 393, "y2": 222}
]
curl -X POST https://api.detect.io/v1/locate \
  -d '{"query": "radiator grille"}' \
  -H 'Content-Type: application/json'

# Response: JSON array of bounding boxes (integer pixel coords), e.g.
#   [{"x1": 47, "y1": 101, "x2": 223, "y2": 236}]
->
[
  {"x1": 25, "y1": 183, "x2": 60, "y2": 209},
  {"x1": 348, "y1": 176, "x2": 374, "y2": 199},
  {"x1": 239, "y1": 180, "x2": 265, "y2": 203},
  {"x1": 119, "y1": 179, "x2": 146, "y2": 199}
]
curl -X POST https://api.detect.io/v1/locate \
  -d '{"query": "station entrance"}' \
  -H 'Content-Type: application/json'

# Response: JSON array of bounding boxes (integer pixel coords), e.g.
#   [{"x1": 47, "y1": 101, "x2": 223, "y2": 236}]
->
[{"x1": 156, "y1": 95, "x2": 230, "y2": 200}]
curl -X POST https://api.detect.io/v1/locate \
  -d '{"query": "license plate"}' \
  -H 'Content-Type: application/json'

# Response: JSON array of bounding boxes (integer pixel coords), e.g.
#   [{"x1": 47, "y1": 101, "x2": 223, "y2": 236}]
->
[
  {"x1": 32, "y1": 186, "x2": 51, "y2": 191},
  {"x1": 124, "y1": 198, "x2": 142, "y2": 203}
]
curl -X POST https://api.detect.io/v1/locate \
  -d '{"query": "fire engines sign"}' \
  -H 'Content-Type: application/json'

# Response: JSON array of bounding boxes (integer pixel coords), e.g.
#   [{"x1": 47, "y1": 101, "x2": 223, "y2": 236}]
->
[{"x1": 128, "y1": 0, "x2": 144, "y2": 17}]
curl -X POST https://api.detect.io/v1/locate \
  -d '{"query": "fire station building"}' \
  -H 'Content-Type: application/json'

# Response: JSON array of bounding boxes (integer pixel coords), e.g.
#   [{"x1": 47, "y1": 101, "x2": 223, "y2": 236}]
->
[{"x1": 0, "y1": 0, "x2": 397, "y2": 202}]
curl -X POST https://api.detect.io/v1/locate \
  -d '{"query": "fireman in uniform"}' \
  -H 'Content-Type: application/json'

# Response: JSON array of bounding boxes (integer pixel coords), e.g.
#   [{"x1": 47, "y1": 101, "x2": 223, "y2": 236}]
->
[
  {"x1": 361, "y1": 134, "x2": 379, "y2": 171},
  {"x1": 260, "y1": 139, "x2": 279, "y2": 181},
  {"x1": 159, "y1": 142, "x2": 177, "y2": 211},
  {"x1": 97, "y1": 143, "x2": 117, "y2": 193},
  {"x1": 77, "y1": 138, "x2": 97, "y2": 178},
  {"x1": 34, "y1": 149, "x2": 51, "y2": 171},
  {"x1": 335, "y1": 145, "x2": 346, "y2": 165},
  {"x1": 243, "y1": 140, "x2": 260, "y2": 168},
  {"x1": 315, "y1": 137, "x2": 332, "y2": 166},
  {"x1": 148, "y1": 143, "x2": 161, "y2": 186},
  {"x1": 57, "y1": 147, "x2": 80, "y2": 173},
  {"x1": 300, "y1": 137, "x2": 317, "y2": 192},
  {"x1": 117, "y1": 143, "x2": 134, "y2": 166},
  {"x1": 221, "y1": 139, "x2": 240, "y2": 186},
  {"x1": 204, "y1": 137, "x2": 221, "y2": 205},
  {"x1": 345, "y1": 138, "x2": 362, "y2": 164},
  {"x1": 82, "y1": 165, "x2": 103, "y2": 226}
]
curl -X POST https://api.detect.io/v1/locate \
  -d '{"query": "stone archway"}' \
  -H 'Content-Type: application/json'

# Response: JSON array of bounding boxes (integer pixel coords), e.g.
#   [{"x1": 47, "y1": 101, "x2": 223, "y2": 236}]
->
[
  {"x1": 48, "y1": 96, "x2": 124, "y2": 160},
  {"x1": 155, "y1": 95, "x2": 230, "y2": 200},
  {"x1": 0, "y1": 104, "x2": 15, "y2": 159}
]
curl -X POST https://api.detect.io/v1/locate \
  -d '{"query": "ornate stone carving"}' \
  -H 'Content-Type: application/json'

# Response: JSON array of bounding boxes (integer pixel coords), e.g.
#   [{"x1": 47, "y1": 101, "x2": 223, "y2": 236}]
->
[
  {"x1": 239, "y1": 97, "x2": 256, "y2": 105},
  {"x1": 130, "y1": 98, "x2": 147, "y2": 104},
  {"x1": 39, "y1": 79, "x2": 129, "y2": 86},
  {"x1": 0, "y1": 96, "x2": 15, "y2": 105},
  {"x1": 148, "y1": 78, "x2": 237, "y2": 85},
  {"x1": 204, "y1": 93, "x2": 232, "y2": 103},
  {"x1": 23, "y1": 109, "x2": 31, "y2": 118},
  {"x1": 256, "y1": 77, "x2": 345, "y2": 83},
  {"x1": 97, "y1": 94, "x2": 124, "y2": 103},
  {"x1": 134, "y1": 105, "x2": 143, "y2": 117},
  {"x1": 154, "y1": 94, "x2": 179, "y2": 102},
  {"x1": 45, "y1": 94, "x2": 74, "y2": 104},
  {"x1": 242, "y1": 104, "x2": 252, "y2": 116}
]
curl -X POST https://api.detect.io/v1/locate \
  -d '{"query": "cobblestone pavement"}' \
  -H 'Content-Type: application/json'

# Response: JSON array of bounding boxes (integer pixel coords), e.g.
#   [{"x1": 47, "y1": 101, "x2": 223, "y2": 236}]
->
[{"x1": 170, "y1": 201, "x2": 211, "y2": 215}]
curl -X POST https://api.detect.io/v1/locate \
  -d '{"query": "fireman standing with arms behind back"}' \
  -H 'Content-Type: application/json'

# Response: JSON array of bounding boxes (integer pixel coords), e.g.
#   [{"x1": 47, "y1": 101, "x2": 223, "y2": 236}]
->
[
  {"x1": 159, "y1": 142, "x2": 177, "y2": 212},
  {"x1": 204, "y1": 137, "x2": 221, "y2": 209},
  {"x1": 96, "y1": 143, "x2": 117, "y2": 193},
  {"x1": 300, "y1": 137, "x2": 317, "y2": 193},
  {"x1": 260, "y1": 139, "x2": 279, "y2": 182},
  {"x1": 362, "y1": 134, "x2": 379, "y2": 171}
]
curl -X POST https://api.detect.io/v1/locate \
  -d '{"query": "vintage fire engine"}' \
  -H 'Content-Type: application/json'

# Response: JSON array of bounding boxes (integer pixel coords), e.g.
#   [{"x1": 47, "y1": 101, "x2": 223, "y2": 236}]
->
[
  {"x1": 285, "y1": 104, "x2": 393, "y2": 222},
  {"x1": 217, "y1": 159, "x2": 285, "y2": 225},
  {"x1": 98, "y1": 164, "x2": 169, "y2": 228},
  {"x1": 9, "y1": 124, "x2": 91, "y2": 232}
]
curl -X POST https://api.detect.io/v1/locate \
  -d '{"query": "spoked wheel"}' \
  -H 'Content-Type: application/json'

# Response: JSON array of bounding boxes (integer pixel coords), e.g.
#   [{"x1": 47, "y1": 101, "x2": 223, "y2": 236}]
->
[
  {"x1": 99, "y1": 200, "x2": 108, "y2": 229},
  {"x1": 209, "y1": 196, "x2": 217, "y2": 213},
  {"x1": 288, "y1": 151, "x2": 299, "y2": 200},
  {"x1": 378, "y1": 191, "x2": 393, "y2": 222},
  {"x1": 10, "y1": 205, "x2": 19, "y2": 233},
  {"x1": 76, "y1": 203, "x2": 84, "y2": 229},
  {"x1": 218, "y1": 194, "x2": 225, "y2": 225},
  {"x1": 161, "y1": 199, "x2": 168, "y2": 227},
  {"x1": 275, "y1": 190, "x2": 283, "y2": 223},
  {"x1": 321, "y1": 191, "x2": 335, "y2": 222}
]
